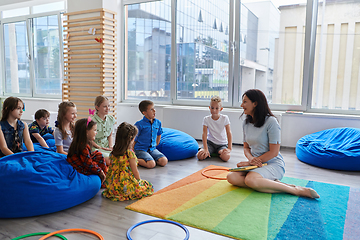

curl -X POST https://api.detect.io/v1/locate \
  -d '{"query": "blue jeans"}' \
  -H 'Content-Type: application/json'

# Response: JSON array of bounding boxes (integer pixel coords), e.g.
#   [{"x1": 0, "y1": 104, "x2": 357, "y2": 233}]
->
[{"x1": 134, "y1": 149, "x2": 165, "y2": 162}]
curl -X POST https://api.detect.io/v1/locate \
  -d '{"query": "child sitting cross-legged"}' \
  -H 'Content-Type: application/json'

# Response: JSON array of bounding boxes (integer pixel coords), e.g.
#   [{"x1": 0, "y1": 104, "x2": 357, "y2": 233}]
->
[
  {"x1": 102, "y1": 122, "x2": 154, "y2": 201},
  {"x1": 28, "y1": 109, "x2": 54, "y2": 148},
  {"x1": 197, "y1": 96, "x2": 232, "y2": 162}
]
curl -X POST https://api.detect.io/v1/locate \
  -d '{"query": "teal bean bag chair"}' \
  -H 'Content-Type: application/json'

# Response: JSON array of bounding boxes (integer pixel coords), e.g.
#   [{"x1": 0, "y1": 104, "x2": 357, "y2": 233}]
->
[
  {"x1": 156, "y1": 128, "x2": 198, "y2": 161},
  {"x1": 0, "y1": 151, "x2": 101, "y2": 218},
  {"x1": 296, "y1": 127, "x2": 360, "y2": 171}
]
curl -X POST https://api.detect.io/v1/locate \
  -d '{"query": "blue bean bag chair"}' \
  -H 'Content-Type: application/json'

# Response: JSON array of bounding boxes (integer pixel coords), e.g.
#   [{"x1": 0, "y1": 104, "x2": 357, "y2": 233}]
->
[
  {"x1": 0, "y1": 151, "x2": 101, "y2": 218},
  {"x1": 296, "y1": 127, "x2": 360, "y2": 171},
  {"x1": 23, "y1": 134, "x2": 56, "y2": 152},
  {"x1": 157, "y1": 128, "x2": 198, "y2": 161}
]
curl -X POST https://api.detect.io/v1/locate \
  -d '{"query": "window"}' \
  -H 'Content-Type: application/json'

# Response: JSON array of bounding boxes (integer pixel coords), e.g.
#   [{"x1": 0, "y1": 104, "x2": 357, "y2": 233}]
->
[
  {"x1": 124, "y1": 1, "x2": 172, "y2": 101},
  {"x1": 3, "y1": 21, "x2": 30, "y2": 94},
  {"x1": 32, "y1": 15, "x2": 62, "y2": 95},
  {"x1": 1, "y1": 9, "x2": 63, "y2": 97},
  {"x1": 311, "y1": 0, "x2": 360, "y2": 111},
  {"x1": 176, "y1": 0, "x2": 230, "y2": 103}
]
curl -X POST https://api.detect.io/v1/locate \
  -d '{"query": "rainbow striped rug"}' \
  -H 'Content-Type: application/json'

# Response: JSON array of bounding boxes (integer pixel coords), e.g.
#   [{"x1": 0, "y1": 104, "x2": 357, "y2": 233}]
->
[{"x1": 126, "y1": 165, "x2": 360, "y2": 240}]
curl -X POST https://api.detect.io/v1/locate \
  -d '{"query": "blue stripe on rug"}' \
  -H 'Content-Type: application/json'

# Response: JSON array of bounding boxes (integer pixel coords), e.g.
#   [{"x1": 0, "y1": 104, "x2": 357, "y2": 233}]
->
[
  {"x1": 343, "y1": 187, "x2": 360, "y2": 240},
  {"x1": 312, "y1": 181, "x2": 349, "y2": 240},
  {"x1": 267, "y1": 177, "x2": 309, "y2": 240},
  {"x1": 274, "y1": 181, "x2": 326, "y2": 240}
]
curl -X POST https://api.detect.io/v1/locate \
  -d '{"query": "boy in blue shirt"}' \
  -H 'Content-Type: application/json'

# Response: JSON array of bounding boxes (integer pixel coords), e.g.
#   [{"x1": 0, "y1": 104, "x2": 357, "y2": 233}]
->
[
  {"x1": 134, "y1": 100, "x2": 168, "y2": 169},
  {"x1": 28, "y1": 109, "x2": 54, "y2": 148}
]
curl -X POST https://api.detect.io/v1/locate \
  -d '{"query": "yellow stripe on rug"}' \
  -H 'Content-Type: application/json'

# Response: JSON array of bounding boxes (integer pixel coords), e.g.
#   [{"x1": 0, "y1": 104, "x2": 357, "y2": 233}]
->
[
  {"x1": 166, "y1": 179, "x2": 238, "y2": 218},
  {"x1": 126, "y1": 177, "x2": 221, "y2": 218}
]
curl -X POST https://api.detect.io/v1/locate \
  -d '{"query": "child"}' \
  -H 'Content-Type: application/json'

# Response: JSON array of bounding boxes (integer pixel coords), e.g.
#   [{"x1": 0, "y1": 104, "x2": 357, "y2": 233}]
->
[
  {"x1": 54, "y1": 101, "x2": 77, "y2": 154},
  {"x1": 91, "y1": 96, "x2": 115, "y2": 157},
  {"x1": 102, "y1": 122, "x2": 154, "y2": 201},
  {"x1": 66, "y1": 118, "x2": 107, "y2": 184},
  {"x1": 0, "y1": 97, "x2": 34, "y2": 157},
  {"x1": 197, "y1": 96, "x2": 232, "y2": 161},
  {"x1": 134, "y1": 100, "x2": 168, "y2": 169},
  {"x1": 28, "y1": 109, "x2": 54, "y2": 148}
]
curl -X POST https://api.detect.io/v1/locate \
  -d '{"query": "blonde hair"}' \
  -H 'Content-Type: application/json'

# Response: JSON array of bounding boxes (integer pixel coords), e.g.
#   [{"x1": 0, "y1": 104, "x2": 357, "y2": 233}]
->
[
  {"x1": 57, "y1": 101, "x2": 76, "y2": 140},
  {"x1": 95, "y1": 96, "x2": 109, "y2": 110},
  {"x1": 210, "y1": 96, "x2": 222, "y2": 107}
]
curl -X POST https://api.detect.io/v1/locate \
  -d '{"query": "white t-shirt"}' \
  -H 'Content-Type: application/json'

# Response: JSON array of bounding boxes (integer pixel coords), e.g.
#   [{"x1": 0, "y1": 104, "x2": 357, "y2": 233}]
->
[{"x1": 202, "y1": 114, "x2": 230, "y2": 145}]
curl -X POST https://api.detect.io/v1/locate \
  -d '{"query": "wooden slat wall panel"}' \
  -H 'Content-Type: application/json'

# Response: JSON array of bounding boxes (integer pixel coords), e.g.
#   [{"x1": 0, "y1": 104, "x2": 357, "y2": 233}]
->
[{"x1": 63, "y1": 9, "x2": 117, "y2": 120}]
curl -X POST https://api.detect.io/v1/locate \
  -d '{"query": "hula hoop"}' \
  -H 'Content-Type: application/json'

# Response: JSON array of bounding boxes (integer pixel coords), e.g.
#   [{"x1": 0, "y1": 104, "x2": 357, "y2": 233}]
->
[
  {"x1": 38, "y1": 229, "x2": 104, "y2": 240},
  {"x1": 127, "y1": 219, "x2": 190, "y2": 240},
  {"x1": 201, "y1": 167, "x2": 230, "y2": 180},
  {"x1": 11, "y1": 232, "x2": 67, "y2": 240}
]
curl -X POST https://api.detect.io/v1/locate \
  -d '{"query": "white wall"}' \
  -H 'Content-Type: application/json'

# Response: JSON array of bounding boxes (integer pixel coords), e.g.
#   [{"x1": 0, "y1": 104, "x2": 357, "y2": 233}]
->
[{"x1": 5, "y1": 97, "x2": 360, "y2": 148}]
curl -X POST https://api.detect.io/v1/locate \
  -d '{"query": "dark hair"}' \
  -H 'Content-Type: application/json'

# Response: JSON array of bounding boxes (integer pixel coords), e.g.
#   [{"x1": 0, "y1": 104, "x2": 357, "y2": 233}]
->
[
  {"x1": 241, "y1": 89, "x2": 274, "y2": 128},
  {"x1": 138, "y1": 100, "x2": 154, "y2": 114},
  {"x1": 35, "y1": 109, "x2": 50, "y2": 120},
  {"x1": 111, "y1": 122, "x2": 138, "y2": 157},
  {"x1": 57, "y1": 101, "x2": 76, "y2": 140},
  {"x1": 1, "y1": 97, "x2": 24, "y2": 121},
  {"x1": 67, "y1": 118, "x2": 97, "y2": 158}
]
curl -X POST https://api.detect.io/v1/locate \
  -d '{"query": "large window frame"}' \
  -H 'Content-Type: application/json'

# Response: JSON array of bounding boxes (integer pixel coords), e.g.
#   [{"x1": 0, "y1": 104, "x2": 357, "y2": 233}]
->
[
  {"x1": 121, "y1": 0, "x2": 323, "y2": 112},
  {"x1": 0, "y1": 7, "x2": 64, "y2": 99}
]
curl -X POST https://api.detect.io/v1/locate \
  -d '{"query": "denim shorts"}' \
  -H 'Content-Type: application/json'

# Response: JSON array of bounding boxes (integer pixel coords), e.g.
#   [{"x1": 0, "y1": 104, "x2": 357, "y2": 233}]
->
[{"x1": 134, "y1": 149, "x2": 165, "y2": 162}]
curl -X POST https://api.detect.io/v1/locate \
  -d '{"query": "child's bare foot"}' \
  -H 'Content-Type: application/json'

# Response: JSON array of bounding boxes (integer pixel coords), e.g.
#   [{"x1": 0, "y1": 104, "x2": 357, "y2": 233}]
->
[{"x1": 296, "y1": 186, "x2": 320, "y2": 198}]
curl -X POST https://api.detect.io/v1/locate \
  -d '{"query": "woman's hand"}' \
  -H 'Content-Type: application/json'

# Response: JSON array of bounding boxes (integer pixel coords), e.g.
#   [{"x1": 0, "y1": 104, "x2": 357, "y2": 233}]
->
[
  {"x1": 236, "y1": 161, "x2": 250, "y2": 167},
  {"x1": 249, "y1": 157, "x2": 263, "y2": 168}
]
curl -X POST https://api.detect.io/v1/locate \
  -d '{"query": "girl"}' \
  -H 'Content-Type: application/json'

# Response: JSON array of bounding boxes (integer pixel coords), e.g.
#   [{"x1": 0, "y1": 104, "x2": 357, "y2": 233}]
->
[
  {"x1": 67, "y1": 118, "x2": 107, "y2": 184},
  {"x1": 54, "y1": 101, "x2": 77, "y2": 154},
  {"x1": 0, "y1": 97, "x2": 34, "y2": 157},
  {"x1": 102, "y1": 122, "x2": 153, "y2": 201},
  {"x1": 91, "y1": 96, "x2": 115, "y2": 158},
  {"x1": 227, "y1": 89, "x2": 320, "y2": 199}
]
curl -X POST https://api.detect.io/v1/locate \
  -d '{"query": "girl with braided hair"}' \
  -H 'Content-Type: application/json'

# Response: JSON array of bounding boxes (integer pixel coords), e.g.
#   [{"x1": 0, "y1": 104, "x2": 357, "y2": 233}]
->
[{"x1": 102, "y1": 122, "x2": 153, "y2": 201}]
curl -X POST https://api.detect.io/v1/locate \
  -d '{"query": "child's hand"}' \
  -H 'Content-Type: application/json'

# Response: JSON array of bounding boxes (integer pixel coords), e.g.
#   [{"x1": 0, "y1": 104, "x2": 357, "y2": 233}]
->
[
  {"x1": 102, "y1": 147, "x2": 112, "y2": 151},
  {"x1": 99, "y1": 170, "x2": 106, "y2": 183}
]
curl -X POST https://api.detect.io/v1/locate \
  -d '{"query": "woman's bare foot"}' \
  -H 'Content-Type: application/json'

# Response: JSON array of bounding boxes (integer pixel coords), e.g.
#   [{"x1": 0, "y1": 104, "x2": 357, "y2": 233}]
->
[{"x1": 296, "y1": 186, "x2": 320, "y2": 198}]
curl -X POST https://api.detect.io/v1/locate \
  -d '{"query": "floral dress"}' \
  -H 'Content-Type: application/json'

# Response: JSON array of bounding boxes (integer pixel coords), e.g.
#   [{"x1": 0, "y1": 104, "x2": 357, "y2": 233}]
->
[{"x1": 102, "y1": 149, "x2": 153, "y2": 201}]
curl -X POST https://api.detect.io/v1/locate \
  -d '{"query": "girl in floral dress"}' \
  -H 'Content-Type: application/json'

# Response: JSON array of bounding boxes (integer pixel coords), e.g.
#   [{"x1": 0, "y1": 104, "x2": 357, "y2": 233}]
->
[{"x1": 102, "y1": 122, "x2": 153, "y2": 201}]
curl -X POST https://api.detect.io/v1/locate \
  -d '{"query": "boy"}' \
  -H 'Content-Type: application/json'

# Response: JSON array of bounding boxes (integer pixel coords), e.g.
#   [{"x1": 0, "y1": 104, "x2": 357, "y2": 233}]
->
[
  {"x1": 197, "y1": 96, "x2": 232, "y2": 161},
  {"x1": 28, "y1": 109, "x2": 54, "y2": 148},
  {"x1": 134, "y1": 100, "x2": 168, "y2": 168}
]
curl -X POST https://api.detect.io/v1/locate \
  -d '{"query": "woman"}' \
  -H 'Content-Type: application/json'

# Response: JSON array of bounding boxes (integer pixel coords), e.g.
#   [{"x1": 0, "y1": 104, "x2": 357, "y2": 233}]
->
[{"x1": 227, "y1": 89, "x2": 319, "y2": 198}]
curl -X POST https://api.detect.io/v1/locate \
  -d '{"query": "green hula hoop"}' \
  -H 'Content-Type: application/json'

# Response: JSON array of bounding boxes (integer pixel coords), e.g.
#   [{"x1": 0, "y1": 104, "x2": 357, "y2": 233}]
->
[{"x1": 11, "y1": 232, "x2": 68, "y2": 240}]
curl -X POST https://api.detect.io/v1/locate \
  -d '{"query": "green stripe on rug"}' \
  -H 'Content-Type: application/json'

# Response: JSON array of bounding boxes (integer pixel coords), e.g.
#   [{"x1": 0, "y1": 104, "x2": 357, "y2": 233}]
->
[
  {"x1": 213, "y1": 191, "x2": 272, "y2": 240},
  {"x1": 166, "y1": 180, "x2": 238, "y2": 218},
  {"x1": 267, "y1": 177, "x2": 309, "y2": 240},
  {"x1": 169, "y1": 188, "x2": 253, "y2": 231}
]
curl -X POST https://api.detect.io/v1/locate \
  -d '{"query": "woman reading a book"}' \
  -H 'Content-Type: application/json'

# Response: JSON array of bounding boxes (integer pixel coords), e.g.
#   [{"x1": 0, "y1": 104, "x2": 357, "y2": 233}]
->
[{"x1": 227, "y1": 89, "x2": 320, "y2": 198}]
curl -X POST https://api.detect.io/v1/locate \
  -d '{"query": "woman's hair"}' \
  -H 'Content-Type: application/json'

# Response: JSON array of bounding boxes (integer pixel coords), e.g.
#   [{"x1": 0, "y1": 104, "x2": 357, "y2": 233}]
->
[
  {"x1": 111, "y1": 122, "x2": 138, "y2": 157},
  {"x1": 57, "y1": 101, "x2": 76, "y2": 140},
  {"x1": 94, "y1": 95, "x2": 109, "y2": 109},
  {"x1": 241, "y1": 89, "x2": 274, "y2": 128},
  {"x1": 67, "y1": 118, "x2": 97, "y2": 158},
  {"x1": 1, "y1": 97, "x2": 24, "y2": 121}
]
